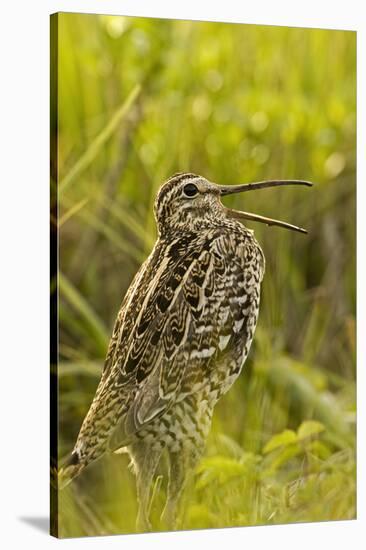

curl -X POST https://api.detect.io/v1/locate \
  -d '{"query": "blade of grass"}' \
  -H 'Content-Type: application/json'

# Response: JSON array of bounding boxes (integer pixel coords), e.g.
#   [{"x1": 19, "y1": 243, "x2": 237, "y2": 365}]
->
[
  {"x1": 57, "y1": 360, "x2": 102, "y2": 377},
  {"x1": 59, "y1": 271, "x2": 109, "y2": 354},
  {"x1": 59, "y1": 197, "x2": 90, "y2": 227},
  {"x1": 259, "y1": 356, "x2": 354, "y2": 447},
  {"x1": 59, "y1": 84, "x2": 141, "y2": 194},
  {"x1": 80, "y1": 208, "x2": 146, "y2": 264},
  {"x1": 103, "y1": 197, "x2": 156, "y2": 249}
]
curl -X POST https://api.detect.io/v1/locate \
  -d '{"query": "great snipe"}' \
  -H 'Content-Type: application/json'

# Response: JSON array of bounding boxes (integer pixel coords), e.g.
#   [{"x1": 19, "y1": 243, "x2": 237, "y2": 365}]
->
[{"x1": 59, "y1": 172, "x2": 311, "y2": 531}]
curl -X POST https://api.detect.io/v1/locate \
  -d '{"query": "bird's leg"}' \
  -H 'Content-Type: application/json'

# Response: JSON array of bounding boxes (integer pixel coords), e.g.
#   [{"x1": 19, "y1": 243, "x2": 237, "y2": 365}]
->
[
  {"x1": 161, "y1": 446, "x2": 202, "y2": 530},
  {"x1": 129, "y1": 442, "x2": 162, "y2": 532},
  {"x1": 161, "y1": 451, "x2": 186, "y2": 529}
]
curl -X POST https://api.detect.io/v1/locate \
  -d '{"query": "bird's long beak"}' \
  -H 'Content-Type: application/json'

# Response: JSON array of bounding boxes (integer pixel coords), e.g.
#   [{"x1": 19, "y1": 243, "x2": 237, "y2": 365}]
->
[{"x1": 219, "y1": 180, "x2": 313, "y2": 234}]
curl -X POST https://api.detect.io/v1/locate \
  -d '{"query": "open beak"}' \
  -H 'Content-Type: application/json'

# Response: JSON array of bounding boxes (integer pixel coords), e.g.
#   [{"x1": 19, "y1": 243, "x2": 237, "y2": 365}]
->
[{"x1": 219, "y1": 179, "x2": 313, "y2": 234}]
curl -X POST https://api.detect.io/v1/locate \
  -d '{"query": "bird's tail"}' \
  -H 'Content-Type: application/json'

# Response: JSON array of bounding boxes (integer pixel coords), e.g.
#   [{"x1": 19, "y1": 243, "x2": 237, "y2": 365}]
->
[
  {"x1": 56, "y1": 451, "x2": 86, "y2": 490},
  {"x1": 54, "y1": 380, "x2": 124, "y2": 490}
]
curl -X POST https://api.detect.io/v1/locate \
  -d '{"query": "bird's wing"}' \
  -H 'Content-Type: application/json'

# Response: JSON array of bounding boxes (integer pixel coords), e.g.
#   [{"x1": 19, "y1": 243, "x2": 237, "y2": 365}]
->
[
  {"x1": 111, "y1": 230, "x2": 263, "y2": 443},
  {"x1": 74, "y1": 231, "x2": 263, "y2": 460},
  {"x1": 98, "y1": 260, "x2": 151, "y2": 386}
]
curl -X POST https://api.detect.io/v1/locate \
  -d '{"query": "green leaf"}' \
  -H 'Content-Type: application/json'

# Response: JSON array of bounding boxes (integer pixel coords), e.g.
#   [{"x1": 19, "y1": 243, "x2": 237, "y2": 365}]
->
[
  {"x1": 298, "y1": 420, "x2": 325, "y2": 441},
  {"x1": 195, "y1": 454, "x2": 258, "y2": 489},
  {"x1": 263, "y1": 430, "x2": 298, "y2": 454},
  {"x1": 186, "y1": 504, "x2": 217, "y2": 529},
  {"x1": 307, "y1": 440, "x2": 332, "y2": 460},
  {"x1": 262, "y1": 443, "x2": 302, "y2": 476}
]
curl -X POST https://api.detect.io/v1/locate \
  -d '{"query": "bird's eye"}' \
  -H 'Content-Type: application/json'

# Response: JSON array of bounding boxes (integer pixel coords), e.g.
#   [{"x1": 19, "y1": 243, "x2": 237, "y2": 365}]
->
[{"x1": 183, "y1": 183, "x2": 198, "y2": 198}]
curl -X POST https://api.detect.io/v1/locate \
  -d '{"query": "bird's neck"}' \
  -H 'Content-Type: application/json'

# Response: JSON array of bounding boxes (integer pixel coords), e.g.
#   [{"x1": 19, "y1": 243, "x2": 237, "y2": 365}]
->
[{"x1": 159, "y1": 216, "x2": 256, "y2": 242}]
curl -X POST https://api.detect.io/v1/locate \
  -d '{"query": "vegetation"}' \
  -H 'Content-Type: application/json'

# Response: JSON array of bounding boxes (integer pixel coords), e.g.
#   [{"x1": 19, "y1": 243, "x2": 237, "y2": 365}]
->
[{"x1": 52, "y1": 13, "x2": 356, "y2": 537}]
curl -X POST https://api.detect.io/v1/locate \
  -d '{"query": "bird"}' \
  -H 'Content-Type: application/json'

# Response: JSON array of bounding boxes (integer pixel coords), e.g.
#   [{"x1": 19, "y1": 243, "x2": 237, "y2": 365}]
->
[{"x1": 58, "y1": 172, "x2": 312, "y2": 531}]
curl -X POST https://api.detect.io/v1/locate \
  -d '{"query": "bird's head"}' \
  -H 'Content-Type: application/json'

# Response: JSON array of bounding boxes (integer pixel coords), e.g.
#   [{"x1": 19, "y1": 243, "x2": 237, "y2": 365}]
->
[{"x1": 154, "y1": 172, "x2": 312, "y2": 235}]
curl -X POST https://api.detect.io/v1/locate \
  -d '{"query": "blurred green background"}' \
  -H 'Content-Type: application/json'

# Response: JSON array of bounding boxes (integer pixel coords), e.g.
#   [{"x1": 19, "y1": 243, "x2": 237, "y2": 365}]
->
[{"x1": 52, "y1": 12, "x2": 356, "y2": 537}]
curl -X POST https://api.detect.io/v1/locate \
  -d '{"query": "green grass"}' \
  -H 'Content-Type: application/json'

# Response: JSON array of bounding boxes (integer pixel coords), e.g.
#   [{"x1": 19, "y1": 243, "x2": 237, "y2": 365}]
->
[{"x1": 53, "y1": 13, "x2": 356, "y2": 537}]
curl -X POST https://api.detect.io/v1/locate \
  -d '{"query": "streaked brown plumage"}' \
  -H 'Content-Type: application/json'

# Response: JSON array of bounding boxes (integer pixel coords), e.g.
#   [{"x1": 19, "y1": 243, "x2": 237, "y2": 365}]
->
[{"x1": 59, "y1": 172, "x2": 311, "y2": 530}]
